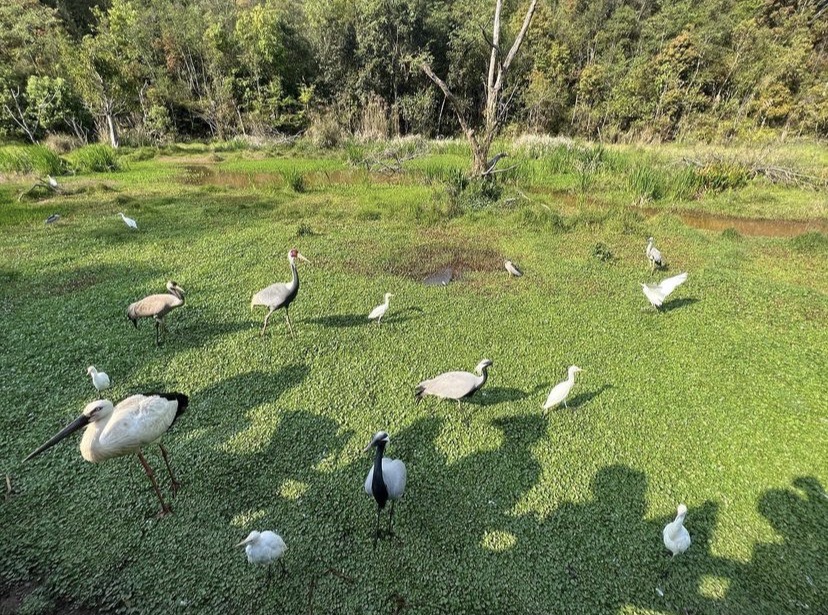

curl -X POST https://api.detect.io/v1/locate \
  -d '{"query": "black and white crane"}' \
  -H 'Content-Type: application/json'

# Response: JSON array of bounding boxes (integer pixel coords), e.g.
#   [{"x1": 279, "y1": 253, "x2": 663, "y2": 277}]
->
[{"x1": 364, "y1": 431, "x2": 407, "y2": 548}]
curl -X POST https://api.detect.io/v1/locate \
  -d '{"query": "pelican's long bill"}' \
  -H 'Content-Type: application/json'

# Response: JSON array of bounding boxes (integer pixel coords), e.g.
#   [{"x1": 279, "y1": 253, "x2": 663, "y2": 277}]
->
[{"x1": 24, "y1": 414, "x2": 90, "y2": 461}]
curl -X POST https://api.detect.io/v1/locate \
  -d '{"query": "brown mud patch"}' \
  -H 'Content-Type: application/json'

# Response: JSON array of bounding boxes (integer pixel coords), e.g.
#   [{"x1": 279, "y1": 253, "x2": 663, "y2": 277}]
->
[{"x1": 641, "y1": 207, "x2": 827, "y2": 237}]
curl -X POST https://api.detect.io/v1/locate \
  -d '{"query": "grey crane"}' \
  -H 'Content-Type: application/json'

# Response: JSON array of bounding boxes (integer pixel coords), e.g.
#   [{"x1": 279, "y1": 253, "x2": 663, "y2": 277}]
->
[
  {"x1": 415, "y1": 359, "x2": 493, "y2": 408},
  {"x1": 484, "y1": 152, "x2": 508, "y2": 175},
  {"x1": 504, "y1": 260, "x2": 523, "y2": 277},
  {"x1": 364, "y1": 431, "x2": 407, "y2": 548},
  {"x1": 646, "y1": 237, "x2": 665, "y2": 272},
  {"x1": 127, "y1": 281, "x2": 186, "y2": 345},
  {"x1": 251, "y1": 249, "x2": 309, "y2": 336}
]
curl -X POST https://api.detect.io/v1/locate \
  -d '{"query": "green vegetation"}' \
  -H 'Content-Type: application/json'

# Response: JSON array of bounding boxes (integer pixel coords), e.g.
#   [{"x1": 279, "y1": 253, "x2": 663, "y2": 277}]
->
[{"x1": 0, "y1": 143, "x2": 826, "y2": 614}]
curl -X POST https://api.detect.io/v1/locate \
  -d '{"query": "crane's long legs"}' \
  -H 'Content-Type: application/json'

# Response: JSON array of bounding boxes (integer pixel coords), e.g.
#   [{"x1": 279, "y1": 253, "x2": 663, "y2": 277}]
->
[
  {"x1": 284, "y1": 309, "x2": 294, "y2": 336},
  {"x1": 261, "y1": 309, "x2": 274, "y2": 336},
  {"x1": 158, "y1": 444, "x2": 180, "y2": 496},
  {"x1": 387, "y1": 501, "x2": 396, "y2": 536},
  {"x1": 373, "y1": 506, "x2": 381, "y2": 549},
  {"x1": 137, "y1": 452, "x2": 171, "y2": 516},
  {"x1": 154, "y1": 320, "x2": 161, "y2": 346}
]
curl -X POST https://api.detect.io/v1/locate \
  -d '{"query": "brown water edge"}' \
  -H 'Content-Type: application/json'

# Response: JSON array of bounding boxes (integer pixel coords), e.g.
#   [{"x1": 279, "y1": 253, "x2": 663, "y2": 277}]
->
[
  {"x1": 179, "y1": 165, "x2": 411, "y2": 188},
  {"x1": 640, "y1": 207, "x2": 827, "y2": 238}
]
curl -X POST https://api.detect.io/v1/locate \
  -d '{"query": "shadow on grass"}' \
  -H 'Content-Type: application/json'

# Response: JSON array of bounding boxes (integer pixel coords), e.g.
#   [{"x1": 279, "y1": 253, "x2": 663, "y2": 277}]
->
[
  {"x1": 305, "y1": 308, "x2": 423, "y2": 328},
  {"x1": 661, "y1": 297, "x2": 699, "y2": 312},
  {"x1": 465, "y1": 386, "x2": 535, "y2": 406},
  {"x1": 567, "y1": 383, "x2": 613, "y2": 409}
]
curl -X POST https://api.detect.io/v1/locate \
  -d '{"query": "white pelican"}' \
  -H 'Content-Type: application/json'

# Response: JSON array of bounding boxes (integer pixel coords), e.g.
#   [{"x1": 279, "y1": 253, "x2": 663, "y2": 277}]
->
[
  {"x1": 251, "y1": 249, "x2": 309, "y2": 336},
  {"x1": 646, "y1": 237, "x2": 665, "y2": 272},
  {"x1": 543, "y1": 365, "x2": 582, "y2": 410},
  {"x1": 118, "y1": 212, "x2": 138, "y2": 230},
  {"x1": 641, "y1": 272, "x2": 688, "y2": 309},
  {"x1": 415, "y1": 359, "x2": 493, "y2": 408},
  {"x1": 87, "y1": 366, "x2": 111, "y2": 392},
  {"x1": 368, "y1": 293, "x2": 394, "y2": 324},
  {"x1": 237, "y1": 530, "x2": 287, "y2": 577},
  {"x1": 663, "y1": 504, "x2": 691, "y2": 556},
  {"x1": 24, "y1": 392, "x2": 189, "y2": 516},
  {"x1": 364, "y1": 431, "x2": 407, "y2": 548},
  {"x1": 504, "y1": 260, "x2": 523, "y2": 277},
  {"x1": 127, "y1": 281, "x2": 186, "y2": 345}
]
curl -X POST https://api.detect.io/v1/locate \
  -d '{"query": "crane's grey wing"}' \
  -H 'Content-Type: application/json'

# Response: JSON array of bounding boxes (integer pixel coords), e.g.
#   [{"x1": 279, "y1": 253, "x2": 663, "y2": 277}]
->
[
  {"x1": 657, "y1": 272, "x2": 688, "y2": 296},
  {"x1": 420, "y1": 371, "x2": 477, "y2": 399},
  {"x1": 128, "y1": 293, "x2": 172, "y2": 318},
  {"x1": 99, "y1": 395, "x2": 177, "y2": 450},
  {"x1": 383, "y1": 458, "x2": 407, "y2": 500},
  {"x1": 506, "y1": 262, "x2": 523, "y2": 276},
  {"x1": 251, "y1": 283, "x2": 291, "y2": 308},
  {"x1": 364, "y1": 466, "x2": 374, "y2": 495},
  {"x1": 649, "y1": 246, "x2": 663, "y2": 263}
]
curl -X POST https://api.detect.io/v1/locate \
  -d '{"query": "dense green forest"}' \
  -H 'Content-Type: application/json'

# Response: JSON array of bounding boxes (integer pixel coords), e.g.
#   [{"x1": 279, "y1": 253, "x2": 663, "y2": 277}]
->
[{"x1": 2, "y1": 0, "x2": 827, "y2": 148}]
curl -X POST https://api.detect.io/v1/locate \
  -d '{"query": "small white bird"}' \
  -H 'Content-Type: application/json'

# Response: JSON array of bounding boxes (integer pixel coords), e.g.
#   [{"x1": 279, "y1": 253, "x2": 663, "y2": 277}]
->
[
  {"x1": 641, "y1": 272, "x2": 688, "y2": 309},
  {"x1": 47, "y1": 175, "x2": 59, "y2": 190},
  {"x1": 504, "y1": 260, "x2": 523, "y2": 277},
  {"x1": 368, "y1": 293, "x2": 394, "y2": 324},
  {"x1": 663, "y1": 504, "x2": 691, "y2": 556},
  {"x1": 86, "y1": 366, "x2": 111, "y2": 392},
  {"x1": 646, "y1": 237, "x2": 665, "y2": 272},
  {"x1": 118, "y1": 212, "x2": 138, "y2": 230},
  {"x1": 237, "y1": 530, "x2": 287, "y2": 575},
  {"x1": 543, "y1": 365, "x2": 582, "y2": 411}
]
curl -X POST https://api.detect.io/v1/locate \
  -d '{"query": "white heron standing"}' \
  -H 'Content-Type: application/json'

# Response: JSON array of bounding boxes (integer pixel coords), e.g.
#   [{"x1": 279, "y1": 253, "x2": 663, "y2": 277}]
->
[
  {"x1": 87, "y1": 366, "x2": 111, "y2": 392},
  {"x1": 364, "y1": 431, "x2": 407, "y2": 548},
  {"x1": 24, "y1": 392, "x2": 189, "y2": 516},
  {"x1": 415, "y1": 359, "x2": 493, "y2": 409},
  {"x1": 237, "y1": 530, "x2": 287, "y2": 577},
  {"x1": 663, "y1": 504, "x2": 691, "y2": 556},
  {"x1": 543, "y1": 365, "x2": 582, "y2": 411},
  {"x1": 118, "y1": 212, "x2": 138, "y2": 230},
  {"x1": 646, "y1": 237, "x2": 665, "y2": 272},
  {"x1": 127, "y1": 281, "x2": 186, "y2": 345},
  {"x1": 368, "y1": 293, "x2": 394, "y2": 324},
  {"x1": 251, "y1": 249, "x2": 309, "y2": 336},
  {"x1": 504, "y1": 260, "x2": 523, "y2": 277},
  {"x1": 641, "y1": 272, "x2": 688, "y2": 310}
]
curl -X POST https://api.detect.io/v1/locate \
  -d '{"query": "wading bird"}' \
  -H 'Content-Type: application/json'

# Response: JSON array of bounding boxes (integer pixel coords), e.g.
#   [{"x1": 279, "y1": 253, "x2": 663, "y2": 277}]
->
[
  {"x1": 663, "y1": 504, "x2": 691, "y2": 556},
  {"x1": 87, "y1": 366, "x2": 111, "y2": 392},
  {"x1": 45, "y1": 213, "x2": 60, "y2": 225},
  {"x1": 504, "y1": 260, "x2": 523, "y2": 277},
  {"x1": 251, "y1": 249, "x2": 309, "y2": 336},
  {"x1": 415, "y1": 359, "x2": 493, "y2": 409},
  {"x1": 646, "y1": 237, "x2": 665, "y2": 272},
  {"x1": 641, "y1": 272, "x2": 688, "y2": 310},
  {"x1": 237, "y1": 530, "x2": 287, "y2": 577},
  {"x1": 47, "y1": 175, "x2": 59, "y2": 191},
  {"x1": 118, "y1": 212, "x2": 138, "y2": 230},
  {"x1": 368, "y1": 293, "x2": 394, "y2": 324},
  {"x1": 543, "y1": 365, "x2": 582, "y2": 411},
  {"x1": 364, "y1": 431, "x2": 407, "y2": 548},
  {"x1": 484, "y1": 152, "x2": 508, "y2": 174},
  {"x1": 127, "y1": 281, "x2": 186, "y2": 345},
  {"x1": 24, "y1": 392, "x2": 189, "y2": 516}
]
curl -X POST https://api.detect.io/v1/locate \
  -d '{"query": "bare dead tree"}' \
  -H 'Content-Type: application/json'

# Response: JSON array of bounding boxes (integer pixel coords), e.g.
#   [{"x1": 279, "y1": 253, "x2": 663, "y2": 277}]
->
[{"x1": 421, "y1": 0, "x2": 538, "y2": 176}]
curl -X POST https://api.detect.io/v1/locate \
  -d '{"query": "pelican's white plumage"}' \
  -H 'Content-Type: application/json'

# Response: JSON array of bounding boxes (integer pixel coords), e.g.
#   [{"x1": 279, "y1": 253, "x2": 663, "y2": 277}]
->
[
  {"x1": 118, "y1": 212, "x2": 138, "y2": 230},
  {"x1": 641, "y1": 272, "x2": 688, "y2": 308},
  {"x1": 368, "y1": 293, "x2": 394, "y2": 323},
  {"x1": 87, "y1": 366, "x2": 111, "y2": 392},
  {"x1": 663, "y1": 504, "x2": 691, "y2": 556},
  {"x1": 543, "y1": 365, "x2": 582, "y2": 410},
  {"x1": 238, "y1": 530, "x2": 287, "y2": 566}
]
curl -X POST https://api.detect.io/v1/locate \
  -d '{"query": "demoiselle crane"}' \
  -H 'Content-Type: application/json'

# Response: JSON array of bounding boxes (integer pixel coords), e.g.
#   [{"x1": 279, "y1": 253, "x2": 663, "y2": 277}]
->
[
  {"x1": 237, "y1": 530, "x2": 287, "y2": 578},
  {"x1": 127, "y1": 281, "x2": 186, "y2": 345},
  {"x1": 543, "y1": 365, "x2": 582, "y2": 410},
  {"x1": 641, "y1": 272, "x2": 688, "y2": 310},
  {"x1": 87, "y1": 366, "x2": 111, "y2": 392},
  {"x1": 251, "y1": 249, "x2": 309, "y2": 336},
  {"x1": 24, "y1": 392, "x2": 189, "y2": 516},
  {"x1": 415, "y1": 359, "x2": 493, "y2": 409},
  {"x1": 663, "y1": 504, "x2": 691, "y2": 556},
  {"x1": 368, "y1": 293, "x2": 394, "y2": 324},
  {"x1": 45, "y1": 213, "x2": 60, "y2": 225},
  {"x1": 118, "y1": 212, "x2": 138, "y2": 230},
  {"x1": 504, "y1": 260, "x2": 523, "y2": 277},
  {"x1": 646, "y1": 237, "x2": 665, "y2": 272},
  {"x1": 364, "y1": 431, "x2": 407, "y2": 548}
]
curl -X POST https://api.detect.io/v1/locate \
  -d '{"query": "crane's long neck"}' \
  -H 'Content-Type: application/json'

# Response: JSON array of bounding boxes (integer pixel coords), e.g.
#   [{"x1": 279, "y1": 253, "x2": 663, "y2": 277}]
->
[
  {"x1": 372, "y1": 442, "x2": 388, "y2": 508},
  {"x1": 476, "y1": 365, "x2": 490, "y2": 388},
  {"x1": 169, "y1": 287, "x2": 185, "y2": 306},
  {"x1": 288, "y1": 260, "x2": 299, "y2": 292}
]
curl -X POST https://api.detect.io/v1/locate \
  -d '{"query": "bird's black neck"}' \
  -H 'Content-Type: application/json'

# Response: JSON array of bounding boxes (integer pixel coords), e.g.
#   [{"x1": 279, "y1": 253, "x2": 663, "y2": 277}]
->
[{"x1": 372, "y1": 442, "x2": 388, "y2": 508}]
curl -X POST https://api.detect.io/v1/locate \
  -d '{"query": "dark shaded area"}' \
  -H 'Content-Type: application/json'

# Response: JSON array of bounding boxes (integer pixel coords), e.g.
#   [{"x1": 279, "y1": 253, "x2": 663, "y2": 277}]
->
[
  {"x1": 661, "y1": 297, "x2": 699, "y2": 313},
  {"x1": 423, "y1": 267, "x2": 454, "y2": 286},
  {"x1": 567, "y1": 383, "x2": 613, "y2": 409}
]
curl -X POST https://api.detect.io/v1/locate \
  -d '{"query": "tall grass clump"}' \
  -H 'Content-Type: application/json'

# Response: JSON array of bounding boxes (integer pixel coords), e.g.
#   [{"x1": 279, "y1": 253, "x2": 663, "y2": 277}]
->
[
  {"x1": 790, "y1": 231, "x2": 828, "y2": 253},
  {"x1": 282, "y1": 168, "x2": 307, "y2": 193},
  {"x1": 0, "y1": 145, "x2": 63, "y2": 175},
  {"x1": 628, "y1": 163, "x2": 666, "y2": 201},
  {"x1": 68, "y1": 144, "x2": 120, "y2": 173}
]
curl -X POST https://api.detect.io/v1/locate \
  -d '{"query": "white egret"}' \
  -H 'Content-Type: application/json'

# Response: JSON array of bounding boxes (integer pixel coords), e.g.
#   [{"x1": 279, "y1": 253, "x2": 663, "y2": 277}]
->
[
  {"x1": 237, "y1": 530, "x2": 287, "y2": 577},
  {"x1": 504, "y1": 260, "x2": 523, "y2": 277},
  {"x1": 663, "y1": 504, "x2": 691, "y2": 556},
  {"x1": 118, "y1": 212, "x2": 138, "y2": 230},
  {"x1": 415, "y1": 359, "x2": 493, "y2": 409},
  {"x1": 251, "y1": 249, "x2": 309, "y2": 336},
  {"x1": 641, "y1": 272, "x2": 688, "y2": 310},
  {"x1": 364, "y1": 431, "x2": 407, "y2": 548},
  {"x1": 24, "y1": 392, "x2": 189, "y2": 516},
  {"x1": 87, "y1": 366, "x2": 111, "y2": 392},
  {"x1": 543, "y1": 365, "x2": 582, "y2": 410},
  {"x1": 368, "y1": 293, "x2": 394, "y2": 324},
  {"x1": 646, "y1": 237, "x2": 665, "y2": 272},
  {"x1": 127, "y1": 281, "x2": 186, "y2": 346},
  {"x1": 47, "y1": 175, "x2": 59, "y2": 190}
]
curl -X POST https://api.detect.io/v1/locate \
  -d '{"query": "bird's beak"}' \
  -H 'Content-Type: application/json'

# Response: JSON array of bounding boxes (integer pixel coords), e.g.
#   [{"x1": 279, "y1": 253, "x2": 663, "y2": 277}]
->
[
  {"x1": 235, "y1": 538, "x2": 251, "y2": 548},
  {"x1": 362, "y1": 442, "x2": 373, "y2": 453},
  {"x1": 24, "y1": 414, "x2": 90, "y2": 461},
  {"x1": 297, "y1": 253, "x2": 310, "y2": 263}
]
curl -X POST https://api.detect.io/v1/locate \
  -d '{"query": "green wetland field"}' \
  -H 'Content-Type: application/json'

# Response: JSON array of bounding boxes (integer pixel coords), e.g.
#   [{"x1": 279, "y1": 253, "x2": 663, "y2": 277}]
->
[{"x1": 0, "y1": 139, "x2": 826, "y2": 614}]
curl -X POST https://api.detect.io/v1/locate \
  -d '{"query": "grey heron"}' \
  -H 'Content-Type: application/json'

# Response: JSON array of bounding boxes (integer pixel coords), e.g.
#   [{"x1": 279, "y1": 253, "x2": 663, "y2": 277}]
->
[
  {"x1": 24, "y1": 392, "x2": 189, "y2": 516},
  {"x1": 364, "y1": 431, "x2": 407, "y2": 548},
  {"x1": 118, "y1": 212, "x2": 138, "y2": 230},
  {"x1": 485, "y1": 152, "x2": 508, "y2": 174},
  {"x1": 504, "y1": 260, "x2": 523, "y2": 277},
  {"x1": 641, "y1": 272, "x2": 688, "y2": 309},
  {"x1": 543, "y1": 365, "x2": 582, "y2": 410},
  {"x1": 663, "y1": 504, "x2": 691, "y2": 556},
  {"x1": 646, "y1": 237, "x2": 665, "y2": 272},
  {"x1": 45, "y1": 213, "x2": 60, "y2": 225},
  {"x1": 368, "y1": 293, "x2": 394, "y2": 324},
  {"x1": 237, "y1": 530, "x2": 287, "y2": 577},
  {"x1": 251, "y1": 249, "x2": 309, "y2": 336},
  {"x1": 87, "y1": 366, "x2": 111, "y2": 392},
  {"x1": 415, "y1": 359, "x2": 493, "y2": 408},
  {"x1": 127, "y1": 281, "x2": 186, "y2": 345}
]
